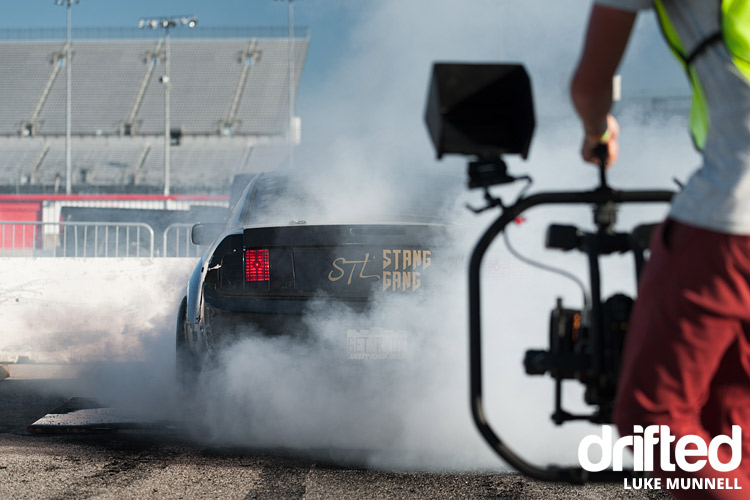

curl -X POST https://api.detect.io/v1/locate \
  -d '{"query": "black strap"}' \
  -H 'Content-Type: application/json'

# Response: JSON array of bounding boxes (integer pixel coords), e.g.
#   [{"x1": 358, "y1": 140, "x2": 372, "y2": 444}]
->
[{"x1": 686, "y1": 31, "x2": 724, "y2": 65}]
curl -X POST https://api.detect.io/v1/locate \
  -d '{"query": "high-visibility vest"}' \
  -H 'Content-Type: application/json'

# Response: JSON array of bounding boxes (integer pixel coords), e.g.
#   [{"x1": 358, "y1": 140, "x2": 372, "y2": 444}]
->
[{"x1": 653, "y1": 0, "x2": 750, "y2": 150}]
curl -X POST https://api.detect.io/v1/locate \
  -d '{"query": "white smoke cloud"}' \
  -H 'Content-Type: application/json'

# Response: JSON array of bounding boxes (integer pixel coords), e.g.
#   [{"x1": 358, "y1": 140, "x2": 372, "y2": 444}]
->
[
  {"x1": 2, "y1": 0, "x2": 696, "y2": 475},
  {"x1": 175, "y1": 0, "x2": 695, "y2": 471},
  {"x1": 0, "y1": 259, "x2": 193, "y2": 364}
]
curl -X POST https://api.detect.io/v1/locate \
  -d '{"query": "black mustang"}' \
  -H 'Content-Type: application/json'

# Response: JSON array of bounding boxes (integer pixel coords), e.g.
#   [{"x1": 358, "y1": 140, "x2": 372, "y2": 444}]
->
[{"x1": 176, "y1": 170, "x2": 461, "y2": 381}]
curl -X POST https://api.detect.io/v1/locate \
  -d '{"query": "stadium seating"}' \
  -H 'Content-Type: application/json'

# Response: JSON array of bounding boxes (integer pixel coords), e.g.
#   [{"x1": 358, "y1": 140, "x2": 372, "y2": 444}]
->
[
  {"x1": 38, "y1": 42, "x2": 154, "y2": 136},
  {"x1": 0, "y1": 30, "x2": 307, "y2": 193},
  {"x1": 0, "y1": 43, "x2": 64, "y2": 136},
  {"x1": 0, "y1": 137, "x2": 289, "y2": 193}
]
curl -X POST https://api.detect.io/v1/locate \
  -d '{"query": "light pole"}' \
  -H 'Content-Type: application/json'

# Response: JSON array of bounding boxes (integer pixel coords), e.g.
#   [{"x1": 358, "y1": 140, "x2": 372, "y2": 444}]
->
[
  {"x1": 138, "y1": 15, "x2": 197, "y2": 196},
  {"x1": 55, "y1": 0, "x2": 80, "y2": 195},
  {"x1": 275, "y1": 0, "x2": 297, "y2": 169}
]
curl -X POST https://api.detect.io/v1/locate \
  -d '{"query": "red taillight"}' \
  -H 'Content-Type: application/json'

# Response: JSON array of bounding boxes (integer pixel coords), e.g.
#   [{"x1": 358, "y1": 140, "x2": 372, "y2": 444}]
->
[{"x1": 245, "y1": 248, "x2": 270, "y2": 282}]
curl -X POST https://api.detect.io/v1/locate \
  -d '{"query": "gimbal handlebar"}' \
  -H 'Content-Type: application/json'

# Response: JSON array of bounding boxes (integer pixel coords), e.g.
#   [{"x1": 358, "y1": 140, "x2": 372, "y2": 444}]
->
[{"x1": 468, "y1": 185, "x2": 673, "y2": 483}]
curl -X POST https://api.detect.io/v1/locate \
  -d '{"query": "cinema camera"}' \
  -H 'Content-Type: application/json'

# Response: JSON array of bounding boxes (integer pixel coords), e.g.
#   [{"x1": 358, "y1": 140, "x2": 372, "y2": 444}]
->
[{"x1": 425, "y1": 63, "x2": 674, "y2": 483}]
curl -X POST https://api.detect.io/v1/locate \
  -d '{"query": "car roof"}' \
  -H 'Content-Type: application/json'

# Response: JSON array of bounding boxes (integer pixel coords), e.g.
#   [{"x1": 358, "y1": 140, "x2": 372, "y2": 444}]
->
[{"x1": 229, "y1": 169, "x2": 464, "y2": 227}]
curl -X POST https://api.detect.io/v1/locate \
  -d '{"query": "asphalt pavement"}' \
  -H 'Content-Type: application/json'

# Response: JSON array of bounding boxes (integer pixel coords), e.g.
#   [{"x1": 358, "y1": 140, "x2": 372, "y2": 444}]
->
[{"x1": 0, "y1": 365, "x2": 673, "y2": 500}]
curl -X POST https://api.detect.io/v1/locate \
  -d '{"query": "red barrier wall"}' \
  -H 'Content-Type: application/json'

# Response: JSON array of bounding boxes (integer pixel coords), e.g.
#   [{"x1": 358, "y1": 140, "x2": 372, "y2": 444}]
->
[{"x1": 0, "y1": 202, "x2": 42, "y2": 248}]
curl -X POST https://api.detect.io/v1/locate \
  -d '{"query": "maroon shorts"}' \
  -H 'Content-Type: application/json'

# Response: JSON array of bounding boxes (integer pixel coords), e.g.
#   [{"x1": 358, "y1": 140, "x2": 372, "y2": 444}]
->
[{"x1": 613, "y1": 219, "x2": 750, "y2": 499}]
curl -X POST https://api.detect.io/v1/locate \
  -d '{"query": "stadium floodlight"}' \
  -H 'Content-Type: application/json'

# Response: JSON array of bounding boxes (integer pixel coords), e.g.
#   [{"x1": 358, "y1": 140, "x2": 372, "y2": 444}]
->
[
  {"x1": 273, "y1": 0, "x2": 299, "y2": 169},
  {"x1": 180, "y1": 16, "x2": 198, "y2": 28},
  {"x1": 55, "y1": 0, "x2": 81, "y2": 195},
  {"x1": 138, "y1": 16, "x2": 196, "y2": 31},
  {"x1": 138, "y1": 15, "x2": 198, "y2": 197}
]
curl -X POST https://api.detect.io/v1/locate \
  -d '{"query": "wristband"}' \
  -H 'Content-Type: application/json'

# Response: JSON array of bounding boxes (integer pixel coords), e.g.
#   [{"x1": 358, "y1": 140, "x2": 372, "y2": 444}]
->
[{"x1": 586, "y1": 128, "x2": 610, "y2": 144}]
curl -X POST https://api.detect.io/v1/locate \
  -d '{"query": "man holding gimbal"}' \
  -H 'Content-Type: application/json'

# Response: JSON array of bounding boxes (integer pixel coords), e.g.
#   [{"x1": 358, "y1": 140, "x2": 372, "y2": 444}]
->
[{"x1": 571, "y1": 1, "x2": 750, "y2": 498}]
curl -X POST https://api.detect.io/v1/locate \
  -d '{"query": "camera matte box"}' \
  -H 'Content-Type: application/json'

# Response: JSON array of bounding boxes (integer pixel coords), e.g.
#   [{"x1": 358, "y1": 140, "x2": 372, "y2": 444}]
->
[{"x1": 425, "y1": 63, "x2": 535, "y2": 159}]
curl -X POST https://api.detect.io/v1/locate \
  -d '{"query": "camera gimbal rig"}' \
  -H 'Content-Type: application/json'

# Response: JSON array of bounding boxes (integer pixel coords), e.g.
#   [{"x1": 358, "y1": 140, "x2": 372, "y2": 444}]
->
[{"x1": 425, "y1": 63, "x2": 674, "y2": 483}]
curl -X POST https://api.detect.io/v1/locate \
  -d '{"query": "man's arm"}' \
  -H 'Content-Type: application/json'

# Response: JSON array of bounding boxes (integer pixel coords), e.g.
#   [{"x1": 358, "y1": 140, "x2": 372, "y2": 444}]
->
[{"x1": 571, "y1": 5, "x2": 638, "y2": 166}]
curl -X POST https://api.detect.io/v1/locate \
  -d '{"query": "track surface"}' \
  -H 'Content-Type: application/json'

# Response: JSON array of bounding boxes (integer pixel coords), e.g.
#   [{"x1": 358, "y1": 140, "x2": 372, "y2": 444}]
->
[{"x1": 0, "y1": 368, "x2": 671, "y2": 500}]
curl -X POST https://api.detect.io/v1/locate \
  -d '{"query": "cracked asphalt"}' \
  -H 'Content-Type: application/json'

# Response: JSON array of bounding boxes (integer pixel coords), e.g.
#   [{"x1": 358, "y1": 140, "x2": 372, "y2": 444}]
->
[{"x1": 0, "y1": 368, "x2": 672, "y2": 500}]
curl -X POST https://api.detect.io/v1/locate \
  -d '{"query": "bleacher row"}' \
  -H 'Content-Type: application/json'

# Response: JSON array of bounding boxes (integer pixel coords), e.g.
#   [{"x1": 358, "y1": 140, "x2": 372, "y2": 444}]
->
[
  {"x1": 0, "y1": 33, "x2": 308, "y2": 192},
  {"x1": 0, "y1": 38, "x2": 307, "y2": 137},
  {"x1": 0, "y1": 139, "x2": 289, "y2": 193}
]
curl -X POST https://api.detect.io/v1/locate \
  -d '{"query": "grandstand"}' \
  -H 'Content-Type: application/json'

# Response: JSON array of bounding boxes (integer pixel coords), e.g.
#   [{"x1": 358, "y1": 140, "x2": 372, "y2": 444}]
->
[{"x1": 0, "y1": 27, "x2": 308, "y2": 194}]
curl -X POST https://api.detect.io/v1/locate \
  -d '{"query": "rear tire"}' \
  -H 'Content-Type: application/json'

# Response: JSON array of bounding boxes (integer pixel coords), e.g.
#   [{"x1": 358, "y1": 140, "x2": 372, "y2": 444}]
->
[{"x1": 175, "y1": 296, "x2": 199, "y2": 390}]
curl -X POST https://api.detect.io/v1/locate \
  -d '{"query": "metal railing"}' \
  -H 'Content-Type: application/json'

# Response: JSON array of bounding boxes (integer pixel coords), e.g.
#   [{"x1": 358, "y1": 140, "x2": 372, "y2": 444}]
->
[
  {"x1": 0, "y1": 26, "x2": 310, "y2": 41},
  {"x1": 0, "y1": 221, "x2": 154, "y2": 258},
  {"x1": 162, "y1": 223, "x2": 202, "y2": 258}
]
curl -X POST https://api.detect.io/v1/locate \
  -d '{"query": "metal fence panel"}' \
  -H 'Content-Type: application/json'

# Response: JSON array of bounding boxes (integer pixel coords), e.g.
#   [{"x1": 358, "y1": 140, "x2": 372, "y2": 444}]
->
[
  {"x1": 162, "y1": 223, "x2": 203, "y2": 258},
  {"x1": 0, "y1": 221, "x2": 154, "y2": 258}
]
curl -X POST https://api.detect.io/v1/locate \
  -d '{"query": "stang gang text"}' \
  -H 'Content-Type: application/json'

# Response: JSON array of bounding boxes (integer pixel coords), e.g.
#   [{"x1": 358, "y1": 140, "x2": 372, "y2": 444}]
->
[{"x1": 328, "y1": 249, "x2": 432, "y2": 292}]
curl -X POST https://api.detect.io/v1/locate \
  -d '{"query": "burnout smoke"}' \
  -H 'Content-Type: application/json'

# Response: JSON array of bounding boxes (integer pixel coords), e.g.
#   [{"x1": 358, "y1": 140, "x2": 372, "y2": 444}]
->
[
  {"x1": 0, "y1": 0, "x2": 703, "y2": 475},
  {"x1": 184, "y1": 202, "x2": 503, "y2": 469},
  {"x1": 190, "y1": 0, "x2": 696, "y2": 470},
  {"x1": 0, "y1": 259, "x2": 193, "y2": 365}
]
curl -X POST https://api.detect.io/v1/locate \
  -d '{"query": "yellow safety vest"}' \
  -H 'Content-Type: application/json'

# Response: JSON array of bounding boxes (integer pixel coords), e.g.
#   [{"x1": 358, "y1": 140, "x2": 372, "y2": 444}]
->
[{"x1": 653, "y1": 0, "x2": 750, "y2": 150}]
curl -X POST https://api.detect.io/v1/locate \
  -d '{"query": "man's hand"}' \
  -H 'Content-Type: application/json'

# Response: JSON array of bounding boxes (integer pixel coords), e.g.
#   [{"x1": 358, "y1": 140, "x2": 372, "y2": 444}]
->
[
  {"x1": 581, "y1": 113, "x2": 620, "y2": 167},
  {"x1": 570, "y1": 5, "x2": 636, "y2": 168}
]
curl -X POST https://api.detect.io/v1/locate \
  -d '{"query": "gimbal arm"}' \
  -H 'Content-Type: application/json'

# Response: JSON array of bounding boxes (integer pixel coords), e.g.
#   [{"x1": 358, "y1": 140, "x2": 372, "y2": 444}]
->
[{"x1": 468, "y1": 187, "x2": 672, "y2": 483}]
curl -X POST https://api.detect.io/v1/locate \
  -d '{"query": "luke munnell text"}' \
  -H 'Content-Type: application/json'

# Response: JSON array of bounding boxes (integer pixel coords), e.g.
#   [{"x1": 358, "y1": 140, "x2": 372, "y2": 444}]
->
[{"x1": 624, "y1": 477, "x2": 742, "y2": 490}]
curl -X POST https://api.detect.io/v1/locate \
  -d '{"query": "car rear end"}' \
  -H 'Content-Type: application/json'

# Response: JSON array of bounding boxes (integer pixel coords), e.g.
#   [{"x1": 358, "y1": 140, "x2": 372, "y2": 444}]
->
[{"x1": 200, "y1": 223, "x2": 448, "y2": 359}]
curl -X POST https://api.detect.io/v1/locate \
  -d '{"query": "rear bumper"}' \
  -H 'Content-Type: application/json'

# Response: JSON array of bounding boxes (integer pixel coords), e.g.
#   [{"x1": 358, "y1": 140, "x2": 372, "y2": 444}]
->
[
  {"x1": 201, "y1": 293, "x2": 409, "y2": 361},
  {"x1": 204, "y1": 303, "x2": 309, "y2": 340},
  {"x1": 202, "y1": 285, "x2": 373, "y2": 344},
  {"x1": 203, "y1": 286, "x2": 370, "y2": 316}
]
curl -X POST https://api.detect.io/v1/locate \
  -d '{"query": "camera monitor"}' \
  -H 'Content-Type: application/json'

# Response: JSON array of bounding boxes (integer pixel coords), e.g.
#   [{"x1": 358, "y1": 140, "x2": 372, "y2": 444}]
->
[{"x1": 425, "y1": 63, "x2": 535, "y2": 160}]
